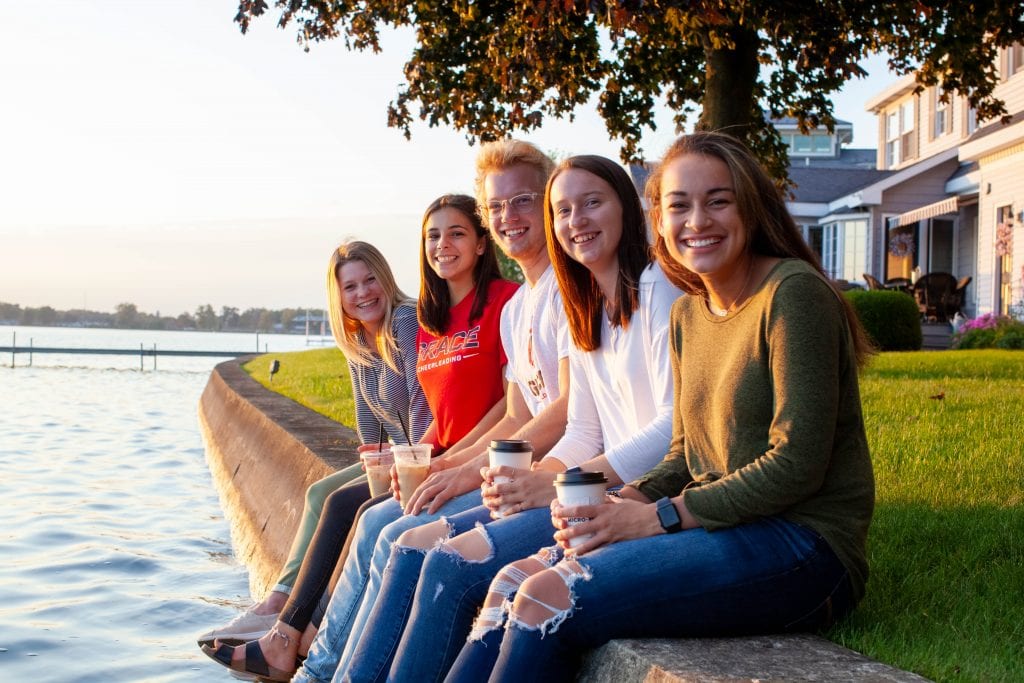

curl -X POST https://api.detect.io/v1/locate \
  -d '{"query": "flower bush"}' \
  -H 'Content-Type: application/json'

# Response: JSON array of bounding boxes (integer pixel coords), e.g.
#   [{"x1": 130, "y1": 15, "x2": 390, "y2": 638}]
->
[{"x1": 952, "y1": 313, "x2": 1024, "y2": 349}]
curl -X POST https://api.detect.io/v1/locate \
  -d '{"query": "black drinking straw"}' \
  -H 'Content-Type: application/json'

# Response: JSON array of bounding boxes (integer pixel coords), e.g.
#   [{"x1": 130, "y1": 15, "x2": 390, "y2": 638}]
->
[
  {"x1": 397, "y1": 412, "x2": 412, "y2": 445},
  {"x1": 377, "y1": 422, "x2": 386, "y2": 452}
]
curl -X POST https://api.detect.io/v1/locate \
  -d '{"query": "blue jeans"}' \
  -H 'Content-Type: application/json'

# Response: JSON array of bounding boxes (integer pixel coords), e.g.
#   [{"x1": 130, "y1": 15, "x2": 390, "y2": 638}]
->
[
  {"x1": 340, "y1": 504, "x2": 494, "y2": 682},
  {"x1": 446, "y1": 517, "x2": 855, "y2": 683},
  {"x1": 382, "y1": 506, "x2": 560, "y2": 683},
  {"x1": 293, "y1": 491, "x2": 483, "y2": 683}
]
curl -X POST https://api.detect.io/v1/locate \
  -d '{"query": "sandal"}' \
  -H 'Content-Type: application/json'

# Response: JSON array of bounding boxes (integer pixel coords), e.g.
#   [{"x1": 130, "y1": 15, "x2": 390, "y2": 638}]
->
[{"x1": 200, "y1": 640, "x2": 294, "y2": 683}]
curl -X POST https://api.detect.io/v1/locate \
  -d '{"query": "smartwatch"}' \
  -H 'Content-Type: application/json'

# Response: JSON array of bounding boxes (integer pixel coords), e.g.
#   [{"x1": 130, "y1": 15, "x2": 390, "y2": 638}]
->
[{"x1": 655, "y1": 496, "x2": 682, "y2": 533}]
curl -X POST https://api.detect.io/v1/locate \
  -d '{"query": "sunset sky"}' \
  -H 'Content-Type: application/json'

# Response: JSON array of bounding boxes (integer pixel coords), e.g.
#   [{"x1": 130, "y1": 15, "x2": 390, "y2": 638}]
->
[{"x1": 1, "y1": 0, "x2": 898, "y2": 316}]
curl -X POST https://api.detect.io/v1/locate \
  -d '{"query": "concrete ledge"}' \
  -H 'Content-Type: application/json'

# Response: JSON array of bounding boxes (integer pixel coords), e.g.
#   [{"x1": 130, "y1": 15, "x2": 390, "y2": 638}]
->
[
  {"x1": 199, "y1": 358, "x2": 929, "y2": 682},
  {"x1": 580, "y1": 635, "x2": 930, "y2": 682},
  {"x1": 198, "y1": 357, "x2": 359, "y2": 595}
]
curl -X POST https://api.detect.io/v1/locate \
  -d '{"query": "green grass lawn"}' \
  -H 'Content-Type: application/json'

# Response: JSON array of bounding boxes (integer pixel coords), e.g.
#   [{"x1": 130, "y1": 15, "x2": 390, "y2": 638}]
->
[{"x1": 242, "y1": 348, "x2": 1024, "y2": 681}]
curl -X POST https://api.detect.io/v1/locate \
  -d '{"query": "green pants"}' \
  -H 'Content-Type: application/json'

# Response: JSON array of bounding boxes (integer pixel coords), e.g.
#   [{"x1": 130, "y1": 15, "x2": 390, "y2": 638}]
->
[{"x1": 271, "y1": 461, "x2": 366, "y2": 593}]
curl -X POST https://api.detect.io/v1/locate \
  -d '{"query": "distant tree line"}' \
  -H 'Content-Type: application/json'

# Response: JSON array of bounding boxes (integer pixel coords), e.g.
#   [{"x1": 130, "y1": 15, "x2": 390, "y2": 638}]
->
[{"x1": 0, "y1": 301, "x2": 323, "y2": 334}]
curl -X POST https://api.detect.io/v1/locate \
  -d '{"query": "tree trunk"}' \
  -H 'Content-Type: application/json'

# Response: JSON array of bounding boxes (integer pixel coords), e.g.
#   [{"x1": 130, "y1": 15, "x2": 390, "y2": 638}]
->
[{"x1": 698, "y1": 26, "x2": 760, "y2": 139}]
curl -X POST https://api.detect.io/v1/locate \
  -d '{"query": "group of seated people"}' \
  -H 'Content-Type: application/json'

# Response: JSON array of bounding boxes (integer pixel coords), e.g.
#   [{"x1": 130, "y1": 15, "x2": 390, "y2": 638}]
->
[{"x1": 200, "y1": 132, "x2": 877, "y2": 682}]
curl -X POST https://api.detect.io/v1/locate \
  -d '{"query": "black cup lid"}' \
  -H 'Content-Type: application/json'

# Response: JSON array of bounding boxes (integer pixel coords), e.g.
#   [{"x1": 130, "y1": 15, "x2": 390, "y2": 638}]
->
[
  {"x1": 489, "y1": 439, "x2": 532, "y2": 452},
  {"x1": 554, "y1": 470, "x2": 607, "y2": 485}
]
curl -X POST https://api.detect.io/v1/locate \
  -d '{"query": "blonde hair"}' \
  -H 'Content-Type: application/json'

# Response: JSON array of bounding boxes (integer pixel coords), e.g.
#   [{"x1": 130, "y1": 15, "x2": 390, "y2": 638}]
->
[
  {"x1": 473, "y1": 139, "x2": 555, "y2": 219},
  {"x1": 327, "y1": 240, "x2": 413, "y2": 372}
]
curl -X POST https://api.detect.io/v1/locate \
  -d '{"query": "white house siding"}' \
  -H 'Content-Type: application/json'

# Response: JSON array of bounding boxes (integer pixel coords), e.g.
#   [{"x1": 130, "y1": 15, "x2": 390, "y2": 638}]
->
[{"x1": 975, "y1": 144, "x2": 1024, "y2": 315}]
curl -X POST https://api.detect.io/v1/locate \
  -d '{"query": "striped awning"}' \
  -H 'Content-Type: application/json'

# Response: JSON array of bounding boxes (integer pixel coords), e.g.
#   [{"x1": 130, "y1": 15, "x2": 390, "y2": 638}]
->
[{"x1": 887, "y1": 197, "x2": 959, "y2": 228}]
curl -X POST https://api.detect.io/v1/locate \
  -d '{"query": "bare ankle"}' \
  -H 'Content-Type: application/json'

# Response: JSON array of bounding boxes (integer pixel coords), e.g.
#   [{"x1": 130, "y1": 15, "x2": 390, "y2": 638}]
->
[{"x1": 254, "y1": 591, "x2": 287, "y2": 615}]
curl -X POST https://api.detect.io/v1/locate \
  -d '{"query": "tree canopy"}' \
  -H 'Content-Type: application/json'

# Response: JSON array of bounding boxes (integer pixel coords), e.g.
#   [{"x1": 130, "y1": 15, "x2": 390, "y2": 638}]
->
[{"x1": 235, "y1": 1, "x2": 1024, "y2": 180}]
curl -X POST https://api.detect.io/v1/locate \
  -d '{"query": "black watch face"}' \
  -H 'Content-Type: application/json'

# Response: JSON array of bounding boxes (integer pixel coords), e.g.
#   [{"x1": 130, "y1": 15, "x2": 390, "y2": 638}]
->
[{"x1": 657, "y1": 499, "x2": 680, "y2": 531}]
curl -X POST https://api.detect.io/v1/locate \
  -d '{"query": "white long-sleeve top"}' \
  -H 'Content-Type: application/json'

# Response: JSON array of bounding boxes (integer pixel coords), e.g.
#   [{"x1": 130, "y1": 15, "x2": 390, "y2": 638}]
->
[{"x1": 543, "y1": 263, "x2": 682, "y2": 482}]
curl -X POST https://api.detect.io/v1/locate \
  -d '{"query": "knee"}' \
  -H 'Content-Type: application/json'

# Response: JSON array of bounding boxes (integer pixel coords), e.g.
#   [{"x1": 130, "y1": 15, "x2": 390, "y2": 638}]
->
[
  {"x1": 395, "y1": 519, "x2": 452, "y2": 551},
  {"x1": 440, "y1": 526, "x2": 493, "y2": 563},
  {"x1": 511, "y1": 570, "x2": 571, "y2": 627}
]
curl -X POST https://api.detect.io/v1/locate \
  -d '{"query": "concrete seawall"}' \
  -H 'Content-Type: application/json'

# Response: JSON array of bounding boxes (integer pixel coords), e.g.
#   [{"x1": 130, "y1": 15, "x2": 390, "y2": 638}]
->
[
  {"x1": 198, "y1": 357, "x2": 359, "y2": 596},
  {"x1": 198, "y1": 357, "x2": 929, "y2": 682}
]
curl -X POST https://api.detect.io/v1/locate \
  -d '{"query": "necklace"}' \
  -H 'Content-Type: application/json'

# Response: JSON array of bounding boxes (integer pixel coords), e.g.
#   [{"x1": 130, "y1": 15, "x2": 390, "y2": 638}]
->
[{"x1": 707, "y1": 259, "x2": 755, "y2": 317}]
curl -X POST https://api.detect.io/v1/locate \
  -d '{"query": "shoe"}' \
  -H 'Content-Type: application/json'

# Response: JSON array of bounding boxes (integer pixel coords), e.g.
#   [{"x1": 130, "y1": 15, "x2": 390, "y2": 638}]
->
[
  {"x1": 196, "y1": 608, "x2": 279, "y2": 647},
  {"x1": 200, "y1": 640, "x2": 295, "y2": 683}
]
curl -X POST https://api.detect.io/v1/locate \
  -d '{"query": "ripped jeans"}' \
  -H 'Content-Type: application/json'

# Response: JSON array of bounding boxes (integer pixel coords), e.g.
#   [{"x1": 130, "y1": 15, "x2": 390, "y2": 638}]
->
[
  {"x1": 293, "y1": 490, "x2": 483, "y2": 683},
  {"x1": 447, "y1": 516, "x2": 855, "y2": 683},
  {"x1": 374, "y1": 506, "x2": 559, "y2": 683}
]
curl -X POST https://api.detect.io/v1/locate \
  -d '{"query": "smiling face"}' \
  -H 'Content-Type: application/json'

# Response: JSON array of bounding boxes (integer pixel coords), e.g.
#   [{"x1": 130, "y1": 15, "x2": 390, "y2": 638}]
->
[
  {"x1": 658, "y1": 152, "x2": 751, "y2": 290},
  {"x1": 336, "y1": 259, "x2": 386, "y2": 331},
  {"x1": 423, "y1": 206, "x2": 486, "y2": 287},
  {"x1": 483, "y1": 163, "x2": 547, "y2": 267},
  {"x1": 549, "y1": 167, "x2": 623, "y2": 275}
]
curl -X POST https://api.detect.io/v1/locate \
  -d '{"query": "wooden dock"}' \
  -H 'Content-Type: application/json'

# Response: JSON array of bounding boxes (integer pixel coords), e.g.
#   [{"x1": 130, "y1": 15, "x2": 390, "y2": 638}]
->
[{"x1": 1, "y1": 344, "x2": 253, "y2": 370}]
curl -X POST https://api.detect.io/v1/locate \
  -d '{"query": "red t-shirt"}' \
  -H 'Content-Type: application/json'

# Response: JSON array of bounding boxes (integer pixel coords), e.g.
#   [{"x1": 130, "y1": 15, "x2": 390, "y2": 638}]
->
[{"x1": 417, "y1": 278, "x2": 520, "y2": 451}]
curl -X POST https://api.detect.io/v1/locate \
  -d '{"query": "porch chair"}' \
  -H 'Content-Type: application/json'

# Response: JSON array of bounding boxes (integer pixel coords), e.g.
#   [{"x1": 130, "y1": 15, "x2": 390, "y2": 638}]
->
[
  {"x1": 863, "y1": 273, "x2": 885, "y2": 291},
  {"x1": 912, "y1": 272, "x2": 959, "y2": 322},
  {"x1": 946, "y1": 276, "x2": 972, "y2": 319}
]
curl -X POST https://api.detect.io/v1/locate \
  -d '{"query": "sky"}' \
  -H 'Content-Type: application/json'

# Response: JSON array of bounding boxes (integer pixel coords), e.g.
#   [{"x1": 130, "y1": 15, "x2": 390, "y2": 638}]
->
[{"x1": 0, "y1": 0, "x2": 900, "y2": 317}]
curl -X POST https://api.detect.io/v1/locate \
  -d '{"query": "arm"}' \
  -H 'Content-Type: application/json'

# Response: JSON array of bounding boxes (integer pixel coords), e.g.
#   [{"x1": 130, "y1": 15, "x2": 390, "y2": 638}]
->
[
  {"x1": 349, "y1": 360, "x2": 373, "y2": 445},
  {"x1": 396, "y1": 307, "x2": 432, "y2": 444}
]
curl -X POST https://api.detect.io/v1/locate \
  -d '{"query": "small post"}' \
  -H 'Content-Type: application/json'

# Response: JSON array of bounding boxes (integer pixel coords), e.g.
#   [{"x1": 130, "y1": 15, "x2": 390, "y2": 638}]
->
[
  {"x1": 29, "y1": 338, "x2": 33, "y2": 366},
  {"x1": 256, "y1": 332, "x2": 260, "y2": 352},
  {"x1": 153, "y1": 343, "x2": 157, "y2": 371},
  {"x1": 140, "y1": 342, "x2": 144, "y2": 371}
]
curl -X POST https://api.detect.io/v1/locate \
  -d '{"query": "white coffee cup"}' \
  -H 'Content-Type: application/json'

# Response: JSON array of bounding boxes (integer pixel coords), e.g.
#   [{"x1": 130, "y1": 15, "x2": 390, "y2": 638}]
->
[
  {"x1": 553, "y1": 470, "x2": 608, "y2": 548},
  {"x1": 488, "y1": 440, "x2": 533, "y2": 517}
]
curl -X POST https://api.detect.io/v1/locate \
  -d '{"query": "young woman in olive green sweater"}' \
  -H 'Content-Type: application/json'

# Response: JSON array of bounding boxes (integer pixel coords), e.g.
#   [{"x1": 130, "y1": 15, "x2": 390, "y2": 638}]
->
[{"x1": 449, "y1": 131, "x2": 876, "y2": 682}]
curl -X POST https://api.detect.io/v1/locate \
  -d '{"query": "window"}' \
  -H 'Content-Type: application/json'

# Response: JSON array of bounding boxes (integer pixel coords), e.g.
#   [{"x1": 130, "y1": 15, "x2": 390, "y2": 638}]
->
[
  {"x1": 886, "y1": 111, "x2": 900, "y2": 167},
  {"x1": 900, "y1": 100, "x2": 916, "y2": 161},
  {"x1": 933, "y1": 88, "x2": 950, "y2": 139},
  {"x1": 1010, "y1": 43, "x2": 1024, "y2": 76},
  {"x1": 822, "y1": 219, "x2": 869, "y2": 281},
  {"x1": 785, "y1": 133, "x2": 834, "y2": 156}
]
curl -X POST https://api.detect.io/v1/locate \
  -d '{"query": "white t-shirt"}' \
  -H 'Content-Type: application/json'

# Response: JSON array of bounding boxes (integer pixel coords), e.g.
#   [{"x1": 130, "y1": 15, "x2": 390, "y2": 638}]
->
[
  {"x1": 543, "y1": 263, "x2": 682, "y2": 482},
  {"x1": 499, "y1": 265, "x2": 570, "y2": 417}
]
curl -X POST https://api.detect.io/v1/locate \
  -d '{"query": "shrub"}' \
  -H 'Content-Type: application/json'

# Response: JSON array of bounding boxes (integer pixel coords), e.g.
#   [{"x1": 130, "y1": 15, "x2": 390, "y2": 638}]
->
[
  {"x1": 952, "y1": 313, "x2": 1024, "y2": 350},
  {"x1": 844, "y1": 290, "x2": 922, "y2": 351}
]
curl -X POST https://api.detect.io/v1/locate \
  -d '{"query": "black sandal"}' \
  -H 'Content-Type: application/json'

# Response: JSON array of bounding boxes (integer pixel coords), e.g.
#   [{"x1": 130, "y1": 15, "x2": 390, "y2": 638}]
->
[{"x1": 200, "y1": 640, "x2": 294, "y2": 682}]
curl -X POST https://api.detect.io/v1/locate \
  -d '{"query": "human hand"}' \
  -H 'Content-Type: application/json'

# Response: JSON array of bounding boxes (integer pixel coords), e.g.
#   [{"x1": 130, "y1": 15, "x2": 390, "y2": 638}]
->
[
  {"x1": 480, "y1": 464, "x2": 558, "y2": 519},
  {"x1": 550, "y1": 496, "x2": 661, "y2": 556},
  {"x1": 391, "y1": 456, "x2": 449, "y2": 506},
  {"x1": 404, "y1": 463, "x2": 483, "y2": 515}
]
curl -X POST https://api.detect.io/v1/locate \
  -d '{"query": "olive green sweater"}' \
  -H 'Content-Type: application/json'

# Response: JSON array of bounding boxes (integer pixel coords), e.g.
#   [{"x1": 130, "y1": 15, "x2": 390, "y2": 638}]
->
[{"x1": 633, "y1": 259, "x2": 875, "y2": 602}]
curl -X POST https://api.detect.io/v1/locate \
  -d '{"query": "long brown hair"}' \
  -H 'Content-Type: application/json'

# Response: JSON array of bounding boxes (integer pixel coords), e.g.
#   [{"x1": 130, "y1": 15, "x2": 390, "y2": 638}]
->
[
  {"x1": 418, "y1": 193, "x2": 502, "y2": 336},
  {"x1": 326, "y1": 240, "x2": 412, "y2": 372},
  {"x1": 647, "y1": 131, "x2": 874, "y2": 367},
  {"x1": 545, "y1": 155, "x2": 651, "y2": 352}
]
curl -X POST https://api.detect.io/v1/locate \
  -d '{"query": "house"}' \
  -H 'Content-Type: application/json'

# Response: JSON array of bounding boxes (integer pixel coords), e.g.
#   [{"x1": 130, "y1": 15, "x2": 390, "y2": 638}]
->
[{"x1": 853, "y1": 43, "x2": 1024, "y2": 318}]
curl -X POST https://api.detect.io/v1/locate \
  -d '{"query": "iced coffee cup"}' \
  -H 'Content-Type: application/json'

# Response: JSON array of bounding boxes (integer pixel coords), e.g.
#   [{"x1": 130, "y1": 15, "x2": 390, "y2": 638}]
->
[
  {"x1": 553, "y1": 470, "x2": 608, "y2": 548},
  {"x1": 361, "y1": 448, "x2": 394, "y2": 498},
  {"x1": 392, "y1": 444, "x2": 433, "y2": 505},
  {"x1": 488, "y1": 440, "x2": 533, "y2": 517}
]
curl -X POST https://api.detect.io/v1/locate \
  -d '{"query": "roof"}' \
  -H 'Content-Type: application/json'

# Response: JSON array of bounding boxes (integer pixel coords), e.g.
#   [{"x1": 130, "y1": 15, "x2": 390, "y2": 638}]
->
[{"x1": 788, "y1": 167, "x2": 892, "y2": 203}]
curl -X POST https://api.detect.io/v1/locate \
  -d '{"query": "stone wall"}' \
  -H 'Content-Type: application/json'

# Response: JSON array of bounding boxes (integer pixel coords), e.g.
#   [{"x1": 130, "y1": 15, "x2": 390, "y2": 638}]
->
[{"x1": 198, "y1": 357, "x2": 359, "y2": 596}]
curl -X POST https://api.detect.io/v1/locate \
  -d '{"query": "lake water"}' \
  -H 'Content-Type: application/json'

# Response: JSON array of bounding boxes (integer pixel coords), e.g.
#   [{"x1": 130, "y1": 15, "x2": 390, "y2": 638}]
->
[{"x1": 0, "y1": 326, "x2": 319, "y2": 681}]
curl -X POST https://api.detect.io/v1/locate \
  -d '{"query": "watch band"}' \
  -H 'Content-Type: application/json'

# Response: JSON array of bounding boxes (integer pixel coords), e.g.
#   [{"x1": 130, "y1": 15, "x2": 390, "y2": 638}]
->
[{"x1": 656, "y1": 496, "x2": 682, "y2": 533}]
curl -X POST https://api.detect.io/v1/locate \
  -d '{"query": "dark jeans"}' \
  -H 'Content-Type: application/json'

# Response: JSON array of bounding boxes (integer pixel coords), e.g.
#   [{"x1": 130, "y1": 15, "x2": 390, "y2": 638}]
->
[
  {"x1": 277, "y1": 481, "x2": 385, "y2": 631},
  {"x1": 446, "y1": 517, "x2": 855, "y2": 682}
]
